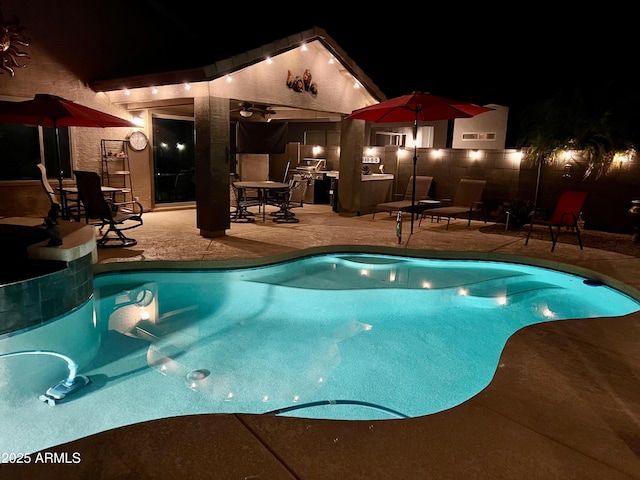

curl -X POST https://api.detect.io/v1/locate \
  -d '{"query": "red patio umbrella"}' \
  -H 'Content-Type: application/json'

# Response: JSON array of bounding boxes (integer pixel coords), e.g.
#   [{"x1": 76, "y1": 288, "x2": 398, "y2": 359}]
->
[
  {"x1": 347, "y1": 91, "x2": 492, "y2": 233},
  {"x1": 0, "y1": 94, "x2": 136, "y2": 191}
]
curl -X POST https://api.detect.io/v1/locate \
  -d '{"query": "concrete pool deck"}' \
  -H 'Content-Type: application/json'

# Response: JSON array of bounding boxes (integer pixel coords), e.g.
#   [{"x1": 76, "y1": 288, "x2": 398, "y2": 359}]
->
[{"x1": 4, "y1": 204, "x2": 640, "y2": 479}]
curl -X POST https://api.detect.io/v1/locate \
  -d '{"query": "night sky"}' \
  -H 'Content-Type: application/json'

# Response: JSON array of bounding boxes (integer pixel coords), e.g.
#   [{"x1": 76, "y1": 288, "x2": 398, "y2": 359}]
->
[
  {"x1": 160, "y1": 6, "x2": 635, "y2": 147},
  {"x1": 215, "y1": 10, "x2": 631, "y2": 98},
  {"x1": 233, "y1": 13, "x2": 636, "y2": 147},
  {"x1": 20, "y1": 1, "x2": 632, "y2": 148}
]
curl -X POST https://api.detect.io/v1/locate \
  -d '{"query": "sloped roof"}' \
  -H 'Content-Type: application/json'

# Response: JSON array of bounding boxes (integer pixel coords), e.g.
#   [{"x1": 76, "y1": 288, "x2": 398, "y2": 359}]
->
[
  {"x1": 90, "y1": 27, "x2": 386, "y2": 103},
  {"x1": 1, "y1": 1, "x2": 385, "y2": 102}
]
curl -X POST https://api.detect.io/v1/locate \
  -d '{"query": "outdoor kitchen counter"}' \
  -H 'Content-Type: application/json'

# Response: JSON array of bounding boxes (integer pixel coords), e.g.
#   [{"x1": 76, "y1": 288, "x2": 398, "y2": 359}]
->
[
  {"x1": 360, "y1": 174, "x2": 393, "y2": 215},
  {"x1": 324, "y1": 171, "x2": 394, "y2": 181},
  {"x1": 325, "y1": 172, "x2": 393, "y2": 214},
  {"x1": 361, "y1": 173, "x2": 394, "y2": 181}
]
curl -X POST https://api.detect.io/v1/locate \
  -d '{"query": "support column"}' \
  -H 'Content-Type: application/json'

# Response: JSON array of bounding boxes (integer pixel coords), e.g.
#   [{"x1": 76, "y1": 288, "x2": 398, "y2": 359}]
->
[
  {"x1": 338, "y1": 118, "x2": 365, "y2": 216},
  {"x1": 194, "y1": 95, "x2": 230, "y2": 238}
]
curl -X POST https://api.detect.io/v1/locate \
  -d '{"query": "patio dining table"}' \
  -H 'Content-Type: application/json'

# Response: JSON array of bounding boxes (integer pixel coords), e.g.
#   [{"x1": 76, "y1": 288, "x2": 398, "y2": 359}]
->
[{"x1": 233, "y1": 181, "x2": 289, "y2": 222}]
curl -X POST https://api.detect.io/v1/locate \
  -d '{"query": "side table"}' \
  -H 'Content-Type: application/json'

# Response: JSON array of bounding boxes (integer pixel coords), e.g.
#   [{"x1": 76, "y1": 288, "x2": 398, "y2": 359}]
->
[{"x1": 418, "y1": 200, "x2": 441, "y2": 225}]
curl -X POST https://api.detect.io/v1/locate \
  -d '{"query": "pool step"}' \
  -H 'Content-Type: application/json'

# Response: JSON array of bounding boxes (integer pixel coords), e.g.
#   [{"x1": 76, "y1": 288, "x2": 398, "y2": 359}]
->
[{"x1": 461, "y1": 276, "x2": 562, "y2": 299}]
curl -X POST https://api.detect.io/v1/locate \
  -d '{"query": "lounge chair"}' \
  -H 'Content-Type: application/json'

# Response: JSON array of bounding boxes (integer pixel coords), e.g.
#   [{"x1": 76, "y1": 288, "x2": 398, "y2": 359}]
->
[
  {"x1": 372, "y1": 176, "x2": 433, "y2": 219},
  {"x1": 421, "y1": 179, "x2": 486, "y2": 229},
  {"x1": 73, "y1": 170, "x2": 143, "y2": 248},
  {"x1": 525, "y1": 190, "x2": 588, "y2": 252}
]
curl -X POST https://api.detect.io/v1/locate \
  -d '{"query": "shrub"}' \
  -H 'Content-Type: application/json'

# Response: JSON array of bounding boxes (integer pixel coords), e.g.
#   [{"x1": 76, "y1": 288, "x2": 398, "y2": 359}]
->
[{"x1": 497, "y1": 199, "x2": 535, "y2": 229}]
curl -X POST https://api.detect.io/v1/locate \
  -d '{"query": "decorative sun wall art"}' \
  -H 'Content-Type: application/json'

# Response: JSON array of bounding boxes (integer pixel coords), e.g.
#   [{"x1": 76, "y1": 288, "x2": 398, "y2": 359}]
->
[
  {"x1": 0, "y1": 9, "x2": 30, "y2": 76},
  {"x1": 286, "y1": 69, "x2": 318, "y2": 95}
]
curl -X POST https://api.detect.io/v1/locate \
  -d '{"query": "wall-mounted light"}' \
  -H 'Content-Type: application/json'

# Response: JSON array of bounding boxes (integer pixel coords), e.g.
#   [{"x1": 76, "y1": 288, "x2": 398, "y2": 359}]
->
[
  {"x1": 470, "y1": 149, "x2": 481, "y2": 160},
  {"x1": 183, "y1": 83, "x2": 191, "y2": 91},
  {"x1": 151, "y1": 87, "x2": 158, "y2": 95},
  {"x1": 511, "y1": 150, "x2": 524, "y2": 163},
  {"x1": 312, "y1": 145, "x2": 322, "y2": 155},
  {"x1": 239, "y1": 109, "x2": 253, "y2": 118},
  {"x1": 562, "y1": 164, "x2": 572, "y2": 178},
  {"x1": 614, "y1": 151, "x2": 631, "y2": 168},
  {"x1": 226, "y1": 75, "x2": 232, "y2": 83},
  {"x1": 431, "y1": 149, "x2": 443, "y2": 159},
  {"x1": 132, "y1": 116, "x2": 144, "y2": 127}
]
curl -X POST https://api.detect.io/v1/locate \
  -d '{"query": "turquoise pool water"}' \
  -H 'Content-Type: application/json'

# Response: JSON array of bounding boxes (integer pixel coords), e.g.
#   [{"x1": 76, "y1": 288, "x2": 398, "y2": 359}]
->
[{"x1": 1, "y1": 253, "x2": 639, "y2": 454}]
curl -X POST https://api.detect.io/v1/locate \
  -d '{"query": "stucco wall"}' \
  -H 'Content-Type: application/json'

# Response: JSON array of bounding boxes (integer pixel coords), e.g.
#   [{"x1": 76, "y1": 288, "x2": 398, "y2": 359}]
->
[{"x1": 452, "y1": 104, "x2": 509, "y2": 150}]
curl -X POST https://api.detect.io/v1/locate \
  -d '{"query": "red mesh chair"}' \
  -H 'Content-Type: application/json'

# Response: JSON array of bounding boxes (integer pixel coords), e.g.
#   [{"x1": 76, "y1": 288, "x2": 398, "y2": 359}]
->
[{"x1": 525, "y1": 190, "x2": 588, "y2": 252}]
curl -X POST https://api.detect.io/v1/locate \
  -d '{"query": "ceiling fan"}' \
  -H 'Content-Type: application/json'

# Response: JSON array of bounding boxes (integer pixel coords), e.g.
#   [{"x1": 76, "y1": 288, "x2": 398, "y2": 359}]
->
[{"x1": 232, "y1": 102, "x2": 276, "y2": 119}]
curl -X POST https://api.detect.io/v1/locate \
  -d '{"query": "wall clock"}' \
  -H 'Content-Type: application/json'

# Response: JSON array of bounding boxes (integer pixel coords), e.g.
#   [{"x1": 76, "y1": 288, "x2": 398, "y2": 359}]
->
[{"x1": 127, "y1": 130, "x2": 148, "y2": 151}]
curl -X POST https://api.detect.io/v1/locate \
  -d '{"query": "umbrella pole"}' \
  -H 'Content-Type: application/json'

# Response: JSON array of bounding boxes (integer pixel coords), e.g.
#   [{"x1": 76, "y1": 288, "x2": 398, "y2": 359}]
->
[
  {"x1": 410, "y1": 117, "x2": 418, "y2": 234},
  {"x1": 54, "y1": 125, "x2": 64, "y2": 194},
  {"x1": 527, "y1": 154, "x2": 543, "y2": 243},
  {"x1": 533, "y1": 154, "x2": 542, "y2": 208}
]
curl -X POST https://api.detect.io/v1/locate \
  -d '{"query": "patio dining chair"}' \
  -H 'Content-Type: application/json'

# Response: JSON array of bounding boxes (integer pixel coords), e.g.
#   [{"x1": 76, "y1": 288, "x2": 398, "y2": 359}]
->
[
  {"x1": 36, "y1": 163, "x2": 62, "y2": 220},
  {"x1": 37, "y1": 163, "x2": 89, "y2": 222},
  {"x1": 230, "y1": 181, "x2": 255, "y2": 223},
  {"x1": 271, "y1": 178, "x2": 308, "y2": 223},
  {"x1": 73, "y1": 170, "x2": 144, "y2": 248},
  {"x1": 525, "y1": 190, "x2": 588, "y2": 252}
]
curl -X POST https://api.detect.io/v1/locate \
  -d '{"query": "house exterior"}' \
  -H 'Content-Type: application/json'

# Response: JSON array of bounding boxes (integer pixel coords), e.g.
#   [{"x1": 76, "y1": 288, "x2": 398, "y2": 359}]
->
[{"x1": 0, "y1": 1, "x2": 519, "y2": 237}]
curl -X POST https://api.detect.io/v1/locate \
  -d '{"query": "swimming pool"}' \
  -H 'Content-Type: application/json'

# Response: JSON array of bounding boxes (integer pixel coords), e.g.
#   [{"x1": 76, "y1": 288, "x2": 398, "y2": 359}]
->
[{"x1": 1, "y1": 252, "x2": 639, "y2": 454}]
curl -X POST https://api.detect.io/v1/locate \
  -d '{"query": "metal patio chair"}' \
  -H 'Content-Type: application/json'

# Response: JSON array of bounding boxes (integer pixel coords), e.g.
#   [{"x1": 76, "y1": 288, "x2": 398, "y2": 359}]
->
[
  {"x1": 271, "y1": 178, "x2": 308, "y2": 224},
  {"x1": 73, "y1": 170, "x2": 143, "y2": 248}
]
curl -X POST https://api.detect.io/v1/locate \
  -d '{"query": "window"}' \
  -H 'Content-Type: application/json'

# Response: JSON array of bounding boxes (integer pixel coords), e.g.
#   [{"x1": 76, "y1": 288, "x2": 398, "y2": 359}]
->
[
  {"x1": 0, "y1": 121, "x2": 71, "y2": 181},
  {"x1": 461, "y1": 132, "x2": 496, "y2": 141},
  {"x1": 42, "y1": 126, "x2": 71, "y2": 179},
  {"x1": 0, "y1": 123, "x2": 40, "y2": 180},
  {"x1": 152, "y1": 116, "x2": 196, "y2": 203}
]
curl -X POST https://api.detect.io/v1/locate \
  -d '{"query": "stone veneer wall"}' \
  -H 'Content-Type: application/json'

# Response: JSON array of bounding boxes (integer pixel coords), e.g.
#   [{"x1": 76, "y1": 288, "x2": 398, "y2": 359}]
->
[{"x1": 0, "y1": 254, "x2": 94, "y2": 336}]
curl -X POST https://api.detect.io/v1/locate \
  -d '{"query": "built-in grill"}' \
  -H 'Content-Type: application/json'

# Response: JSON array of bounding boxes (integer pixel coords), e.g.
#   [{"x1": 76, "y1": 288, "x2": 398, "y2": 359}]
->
[
  {"x1": 293, "y1": 158, "x2": 330, "y2": 204},
  {"x1": 293, "y1": 158, "x2": 327, "y2": 180}
]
